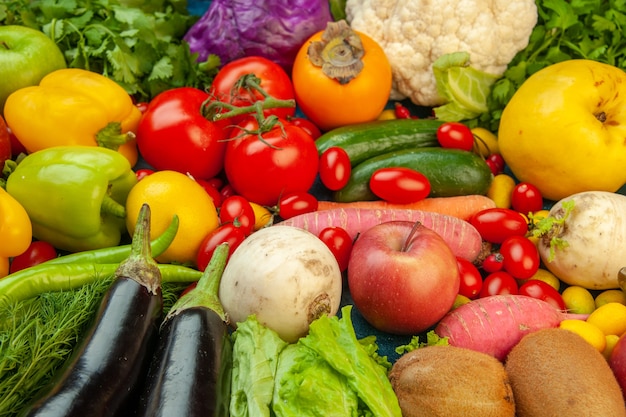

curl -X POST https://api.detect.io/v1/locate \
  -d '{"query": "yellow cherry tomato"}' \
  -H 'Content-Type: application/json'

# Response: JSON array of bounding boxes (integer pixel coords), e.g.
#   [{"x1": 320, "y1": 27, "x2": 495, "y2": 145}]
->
[
  {"x1": 586, "y1": 302, "x2": 626, "y2": 337},
  {"x1": 595, "y1": 289, "x2": 626, "y2": 309},
  {"x1": 561, "y1": 285, "x2": 596, "y2": 315},
  {"x1": 249, "y1": 202, "x2": 273, "y2": 230},
  {"x1": 559, "y1": 319, "x2": 607, "y2": 353},
  {"x1": 471, "y1": 127, "x2": 499, "y2": 157},
  {"x1": 377, "y1": 109, "x2": 397, "y2": 120},
  {"x1": 527, "y1": 268, "x2": 561, "y2": 291},
  {"x1": 603, "y1": 334, "x2": 621, "y2": 360},
  {"x1": 486, "y1": 173, "x2": 516, "y2": 208},
  {"x1": 0, "y1": 187, "x2": 32, "y2": 258},
  {"x1": 125, "y1": 170, "x2": 219, "y2": 266}
]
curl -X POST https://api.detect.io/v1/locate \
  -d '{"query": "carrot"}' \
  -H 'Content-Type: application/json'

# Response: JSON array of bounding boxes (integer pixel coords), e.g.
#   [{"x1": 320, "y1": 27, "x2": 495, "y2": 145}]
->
[
  {"x1": 276, "y1": 207, "x2": 483, "y2": 261},
  {"x1": 315, "y1": 195, "x2": 496, "y2": 221},
  {"x1": 434, "y1": 294, "x2": 589, "y2": 362}
]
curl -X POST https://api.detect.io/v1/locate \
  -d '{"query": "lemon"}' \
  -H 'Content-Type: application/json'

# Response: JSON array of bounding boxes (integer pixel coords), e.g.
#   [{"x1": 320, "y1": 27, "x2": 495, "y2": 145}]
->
[
  {"x1": 472, "y1": 127, "x2": 499, "y2": 157},
  {"x1": 559, "y1": 319, "x2": 607, "y2": 352},
  {"x1": 595, "y1": 289, "x2": 626, "y2": 309},
  {"x1": 527, "y1": 268, "x2": 561, "y2": 291},
  {"x1": 603, "y1": 334, "x2": 621, "y2": 360},
  {"x1": 561, "y1": 286, "x2": 596, "y2": 315},
  {"x1": 586, "y1": 302, "x2": 626, "y2": 337}
]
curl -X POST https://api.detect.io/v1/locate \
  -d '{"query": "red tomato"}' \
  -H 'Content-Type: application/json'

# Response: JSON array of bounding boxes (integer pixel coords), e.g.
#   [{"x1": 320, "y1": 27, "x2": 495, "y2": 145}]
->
[
  {"x1": 0, "y1": 115, "x2": 11, "y2": 165},
  {"x1": 135, "y1": 168, "x2": 154, "y2": 181},
  {"x1": 136, "y1": 87, "x2": 229, "y2": 180},
  {"x1": 289, "y1": 117, "x2": 322, "y2": 140},
  {"x1": 479, "y1": 271, "x2": 518, "y2": 298},
  {"x1": 10, "y1": 240, "x2": 58, "y2": 273},
  {"x1": 319, "y1": 147, "x2": 351, "y2": 191},
  {"x1": 210, "y1": 56, "x2": 296, "y2": 123},
  {"x1": 219, "y1": 183, "x2": 238, "y2": 201},
  {"x1": 196, "y1": 224, "x2": 247, "y2": 272},
  {"x1": 196, "y1": 178, "x2": 223, "y2": 207},
  {"x1": 278, "y1": 192, "x2": 318, "y2": 220},
  {"x1": 220, "y1": 195, "x2": 256, "y2": 235},
  {"x1": 499, "y1": 235, "x2": 540, "y2": 280},
  {"x1": 436, "y1": 122, "x2": 474, "y2": 151},
  {"x1": 224, "y1": 117, "x2": 319, "y2": 206},
  {"x1": 485, "y1": 153, "x2": 505, "y2": 175},
  {"x1": 469, "y1": 208, "x2": 529, "y2": 244},
  {"x1": 369, "y1": 167, "x2": 431, "y2": 204},
  {"x1": 318, "y1": 226, "x2": 353, "y2": 272},
  {"x1": 519, "y1": 280, "x2": 566, "y2": 311},
  {"x1": 481, "y1": 252, "x2": 504, "y2": 273},
  {"x1": 511, "y1": 182, "x2": 544, "y2": 214},
  {"x1": 456, "y1": 257, "x2": 483, "y2": 299}
]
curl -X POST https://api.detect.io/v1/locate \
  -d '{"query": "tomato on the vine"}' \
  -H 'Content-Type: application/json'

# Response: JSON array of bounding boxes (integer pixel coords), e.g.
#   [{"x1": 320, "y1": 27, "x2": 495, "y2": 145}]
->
[
  {"x1": 519, "y1": 280, "x2": 566, "y2": 310},
  {"x1": 369, "y1": 167, "x2": 431, "y2": 204},
  {"x1": 220, "y1": 195, "x2": 256, "y2": 235},
  {"x1": 456, "y1": 257, "x2": 483, "y2": 299},
  {"x1": 210, "y1": 56, "x2": 296, "y2": 123},
  {"x1": 469, "y1": 208, "x2": 529, "y2": 244},
  {"x1": 196, "y1": 223, "x2": 247, "y2": 272},
  {"x1": 436, "y1": 122, "x2": 474, "y2": 151},
  {"x1": 499, "y1": 235, "x2": 540, "y2": 280},
  {"x1": 10, "y1": 240, "x2": 58, "y2": 273},
  {"x1": 511, "y1": 182, "x2": 544, "y2": 214},
  {"x1": 224, "y1": 116, "x2": 319, "y2": 206},
  {"x1": 278, "y1": 192, "x2": 318, "y2": 220},
  {"x1": 318, "y1": 226, "x2": 353, "y2": 272},
  {"x1": 479, "y1": 271, "x2": 518, "y2": 298},
  {"x1": 319, "y1": 146, "x2": 351, "y2": 191}
]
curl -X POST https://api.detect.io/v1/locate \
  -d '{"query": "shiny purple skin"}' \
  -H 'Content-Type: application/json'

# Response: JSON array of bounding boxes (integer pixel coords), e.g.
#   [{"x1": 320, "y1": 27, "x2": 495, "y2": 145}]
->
[{"x1": 183, "y1": 0, "x2": 333, "y2": 72}]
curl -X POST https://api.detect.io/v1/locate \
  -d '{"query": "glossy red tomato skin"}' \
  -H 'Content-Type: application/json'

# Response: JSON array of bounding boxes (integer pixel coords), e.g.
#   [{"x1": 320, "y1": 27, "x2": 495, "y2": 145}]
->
[
  {"x1": 436, "y1": 122, "x2": 474, "y2": 151},
  {"x1": 485, "y1": 153, "x2": 505, "y2": 175},
  {"x1": 481, "y1": 252, "x2": 504, "y2": 273},
  {"x1": 511, "y1": 182, "x2": 544, "y2": 214},
  {"x1": 500, "y1": 235, "x2": 540, "y2": 280},
  {"x1": 278, "y1": 192, "x2": 318, "y2": 220},
  {"x1": 220, "y1": 195, "x2": 256, "y2": 236},
  {"x1": 196, "y1": 178, "x2": 223, "y2": 208},
  {"x1": 519, "y1": 280, "x2": 566, "y2": 311},
  {"x1": 224, "y1": 117, "x2": 319, "y2": 206},
  {"x1": 135, "y1": 168, "x2": 154, "y2": 181},
  {"x1": 369, "y1": 167, "x2": 431, "y2": 204},
  {"x1": 196, "y1": 224, "x2": 247, "y2": 272},
  {"x1": 469, "y1": 208, "x2": 529, "y2": 244},
  {"x1": 10, "y1": 241, "x2": 58, "y2": 273},
  {"x1": 136, "y1": 87, "x2": 230, "y2": 180},
  {"x1": 456, "y1": 257, "x2": 483, "y2": 299},
  {"x1": 289, "y1": 117, "x2": 322, "y2": 140},
  {"x1": 479, "y1": 271, "x2": 519, "y2": 298},
  {"x1": 319, "y1": 147, "x2": 351, "y2": 191},
  {"x1": 318, "y1": 226, "x2": 353, "y2": 272},
  {"x1": 210, "y1": 56, "x2": 296, "y2": 123}
]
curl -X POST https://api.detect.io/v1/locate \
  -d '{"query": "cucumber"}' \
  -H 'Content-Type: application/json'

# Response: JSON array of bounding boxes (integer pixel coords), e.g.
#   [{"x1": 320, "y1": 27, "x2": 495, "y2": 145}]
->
[
  {"x1": 334, "y1": 147, "x2": 494, "y2": 202},
  {"x1": 315, "y1": 118, "x2": 443, "y2": 166}
]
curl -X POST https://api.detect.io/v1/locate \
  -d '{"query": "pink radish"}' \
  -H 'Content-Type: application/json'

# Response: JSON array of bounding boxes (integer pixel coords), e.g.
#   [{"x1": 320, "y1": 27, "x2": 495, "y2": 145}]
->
[
  {"x1": 276, "y1": 208, "x2": 483, "y2": 261},
  {"x1": 435, "y1": 294, "x2": 588, "y2": 362}
]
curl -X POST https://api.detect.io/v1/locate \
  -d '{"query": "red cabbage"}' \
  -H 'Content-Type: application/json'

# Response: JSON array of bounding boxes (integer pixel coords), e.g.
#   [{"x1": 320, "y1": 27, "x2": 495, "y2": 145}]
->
[{"x1": 183, "y1": 0, "x2": 333, "y2": 73}]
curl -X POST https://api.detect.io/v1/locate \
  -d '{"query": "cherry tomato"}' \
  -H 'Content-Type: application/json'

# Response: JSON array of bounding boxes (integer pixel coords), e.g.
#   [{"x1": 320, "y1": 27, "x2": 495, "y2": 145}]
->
[
  {"x1": 456, "y1": 257, "x2": 483, "y2": 299},
  {"x1": 289, "y1": 117, "x2": 322, "y2": 140},
  {"x1": 135, "y1": 101, "x2": 149, "y2": 114},
  {"x1": 499, "y1": 235, "x2": 540, "y2": 280},
  {"x1": 220, "y1": 195, "x2": 256, "y2": 236},
  {"x1": 9, "y1": 240, "x2": 58, "y2": 274},
  {"x1": 369, "y1": 167, "x2": 431, "y2": 204},
  {"x1": 436, "y1": 122, "x2": 474, "y2": 151},
  {"x1": 511, "y1": 182, "x2": 544, "y2": 215},
  {"x1": 196, "y1": 178, "x2": 223, "y2": 207},
  {"x1": 0, "y1": 115, "x2": 11, "y2": 165},
  {"x1": 278, "y1": 192, "x2": 318, "y2": 220},
  {"x1": 196, "y1": 224, "x2": 247, "y2": 272},
  {"x1": 135, "y1": 168, "x2": 154, "y2": 181},
  {"x1": 318, "y1": 226, "x2": 353, "y2": 272},
  {"x1": 519, "y1": 280, "x2": 566, "y2": 311},
  {"x1": 469, "y1": 208, "x2": 529, "y2": 244},
  {"x1": 224, "y1": 116, "x2": 319, "y2": 206},
  {"x1": 219, "y1": 183, "x2": 238, "y2": 201},
  {"x1": 485, "y1": 153, "x2": 505, "y2": 175},
  {"x1": 394, "y1": 102, "x2": 413, "y2": 119},
  {"x1": 481, "y1": 252, "x2": 504, "y2": 273},
  {"x1": 210, "y1": 56, "x2": 296, "y2": 123},
  {"x1": 479, "y1": 271, "x2": 519, "y2": 298},
  {"x1": 319, "y1": 146, "x2": 351, "y2": 191}
]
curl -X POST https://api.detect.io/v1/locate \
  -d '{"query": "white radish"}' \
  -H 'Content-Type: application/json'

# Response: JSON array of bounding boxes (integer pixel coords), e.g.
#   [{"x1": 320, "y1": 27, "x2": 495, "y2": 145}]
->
[
  {"x1": 218, "y1": 225, "x2": 343, "y2": 343},
  {"x1": 534, "y1": 191, "x2": 626, "y2": 290}
]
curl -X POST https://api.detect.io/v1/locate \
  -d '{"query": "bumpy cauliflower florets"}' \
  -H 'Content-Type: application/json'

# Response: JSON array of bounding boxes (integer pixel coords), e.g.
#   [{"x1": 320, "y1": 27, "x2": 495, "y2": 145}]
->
[{"x1": 346, "y1": 0, "x2": 537, "y2": 106}]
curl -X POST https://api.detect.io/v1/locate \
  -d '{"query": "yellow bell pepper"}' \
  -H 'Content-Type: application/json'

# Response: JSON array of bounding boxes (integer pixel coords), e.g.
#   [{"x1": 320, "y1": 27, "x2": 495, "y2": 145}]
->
[
  {"x1": 3, "y1": 68, "x2": 142, "y2": 166},
  {"x1": 0, "y1": 187, "x2": 32, "y2": 258}
]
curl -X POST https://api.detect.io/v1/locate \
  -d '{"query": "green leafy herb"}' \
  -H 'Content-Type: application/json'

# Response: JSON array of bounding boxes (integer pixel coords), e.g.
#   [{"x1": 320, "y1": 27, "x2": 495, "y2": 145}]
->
[
  {"x1": 395, "y1": 330, "x2": 449, "y2": 355},
  {"x1": 530, "y1": 199, "x2": 575, "y2": 261},
  {"x1": 0, "y1": 0, "x2": 221, "y2": 102}
]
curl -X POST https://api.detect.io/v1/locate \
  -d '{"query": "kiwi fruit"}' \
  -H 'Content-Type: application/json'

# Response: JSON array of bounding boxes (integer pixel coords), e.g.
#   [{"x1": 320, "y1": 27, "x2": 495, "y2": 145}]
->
[
  {"x1": 505, "y1": 327, "x2": 626, "y2": 417},
  {"x1": 388, "y1": 345, "x2": 515, "y2": 417}
]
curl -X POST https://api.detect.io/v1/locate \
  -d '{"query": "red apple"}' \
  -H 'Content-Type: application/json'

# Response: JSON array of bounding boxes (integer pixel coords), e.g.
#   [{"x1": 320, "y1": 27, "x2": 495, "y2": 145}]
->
[
  {"x1": 347, "y1": 220, "x2": 460, "y2": 335},
  {"x1": 609, "y1": 332, "x2": 626, "y2": 401}
]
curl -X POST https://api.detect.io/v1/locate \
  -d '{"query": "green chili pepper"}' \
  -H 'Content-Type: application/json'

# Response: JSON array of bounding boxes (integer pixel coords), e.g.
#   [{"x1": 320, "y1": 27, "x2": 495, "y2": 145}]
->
[
  {"x1": 0, "y1": 263, "x2": 202, "y2": 306},
  {"x1": 5, "y1": 146, "x2": 138, "y2": 253}
]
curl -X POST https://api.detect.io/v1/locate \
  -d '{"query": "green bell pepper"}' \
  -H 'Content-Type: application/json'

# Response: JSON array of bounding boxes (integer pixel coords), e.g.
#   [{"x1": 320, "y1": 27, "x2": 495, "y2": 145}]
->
[{"x1": 6, "y1": 146, "x2": 138, "y2": 253}]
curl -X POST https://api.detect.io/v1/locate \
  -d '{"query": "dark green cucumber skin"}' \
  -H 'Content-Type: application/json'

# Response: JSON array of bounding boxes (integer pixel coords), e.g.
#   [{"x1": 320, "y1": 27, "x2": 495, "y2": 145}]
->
[
  {"x1": 315, "y1": 118, "x2": 443, "y2": 166},
  {"x1": 334, "y1": 147, "x2": 494, "y2": 202}
]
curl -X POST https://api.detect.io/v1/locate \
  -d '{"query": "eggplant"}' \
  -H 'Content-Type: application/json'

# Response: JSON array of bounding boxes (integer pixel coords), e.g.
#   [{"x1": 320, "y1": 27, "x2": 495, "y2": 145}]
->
[
  {"x1": 20, "y1": 204, "x2": 163, "y2": 417},
  {"x1": 136, "y1": 243, "x2": 232, "y2": 417}
]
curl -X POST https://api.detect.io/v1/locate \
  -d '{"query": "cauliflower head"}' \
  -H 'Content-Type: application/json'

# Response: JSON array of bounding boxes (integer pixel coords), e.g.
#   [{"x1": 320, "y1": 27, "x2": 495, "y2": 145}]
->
[{"x1": 345, "y1": 0, "x2": 537, "y2": 106}]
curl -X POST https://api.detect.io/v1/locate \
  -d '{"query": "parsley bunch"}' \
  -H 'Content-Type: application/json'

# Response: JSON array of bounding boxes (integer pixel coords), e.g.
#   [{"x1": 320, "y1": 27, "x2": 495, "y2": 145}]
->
[
  {"x1": 471, "y1": 0, "x2": 626, "y2": 131},
  {"x1": 0, "y1": 0, "x2": 220, "y2": 102}
]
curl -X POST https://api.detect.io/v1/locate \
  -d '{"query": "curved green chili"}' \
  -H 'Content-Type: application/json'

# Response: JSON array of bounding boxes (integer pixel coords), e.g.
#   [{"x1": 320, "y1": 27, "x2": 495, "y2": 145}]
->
[
  {"x1": 0, "y1": 262, "x2": 202, "y2": 306},
  {"x1": 43, "y1": 215, "x2": 180, "y2": 265}
]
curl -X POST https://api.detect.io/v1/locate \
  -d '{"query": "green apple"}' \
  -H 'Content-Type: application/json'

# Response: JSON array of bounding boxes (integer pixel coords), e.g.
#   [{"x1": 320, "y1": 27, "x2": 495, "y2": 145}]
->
[{"x1": 0, "y1": 25, "x2": 67, "y2": 114}]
